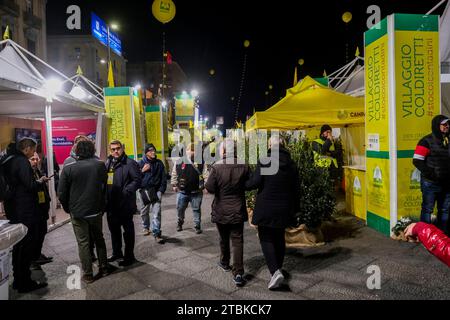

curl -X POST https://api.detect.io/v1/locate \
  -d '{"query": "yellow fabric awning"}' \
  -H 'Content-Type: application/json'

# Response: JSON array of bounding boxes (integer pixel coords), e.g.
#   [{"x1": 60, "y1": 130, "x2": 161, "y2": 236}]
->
[{"x1": 246, "y1": 76, "x2": 365, "y2": 131}]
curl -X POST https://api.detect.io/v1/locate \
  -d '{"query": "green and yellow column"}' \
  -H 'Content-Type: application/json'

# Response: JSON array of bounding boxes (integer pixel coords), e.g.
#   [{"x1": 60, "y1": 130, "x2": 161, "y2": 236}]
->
[
  {"x1": 104, "y1": 87, "x2": 144, "y2": 160},
  {"x1": 364, "y1": 14, "x2": 441, "y2": 236}
]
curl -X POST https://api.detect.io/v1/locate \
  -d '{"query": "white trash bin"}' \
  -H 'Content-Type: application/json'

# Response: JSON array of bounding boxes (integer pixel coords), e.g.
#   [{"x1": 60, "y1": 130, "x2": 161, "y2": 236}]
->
[
  {"x1": 0, "y1": 221, "x2": 28, "y2": 300},
  {"x1": 0, "y1": 248, "x2": 11, "y2": 300}
]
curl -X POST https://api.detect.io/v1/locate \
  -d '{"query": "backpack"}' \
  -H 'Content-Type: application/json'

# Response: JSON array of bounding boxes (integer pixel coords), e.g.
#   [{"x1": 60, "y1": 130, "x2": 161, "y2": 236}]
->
[
  {"x1": 176, "y1": 163, "x2": 204, "y2": 193},
  {"x1": 0, "y1": 154, "x2": 14, "y2": 202}
]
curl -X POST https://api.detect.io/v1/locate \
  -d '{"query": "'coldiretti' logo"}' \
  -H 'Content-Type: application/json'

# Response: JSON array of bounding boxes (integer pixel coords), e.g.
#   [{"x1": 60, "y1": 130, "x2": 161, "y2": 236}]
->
[
  {"x1": 160, "y1": 0, "x2": 171, "y2": 13},
  {"x1": 337, "y1": 110, "x2": 349, "y2": 120},
  {"x1": 353, "y1": 176, "x2": 362, "y2": 196},
  {"x1": 373, "y1": 166, "x2": 383, "y2": 187},
  {"x1": 410, "y1": 169, "x2": 421, "y2": 190}
]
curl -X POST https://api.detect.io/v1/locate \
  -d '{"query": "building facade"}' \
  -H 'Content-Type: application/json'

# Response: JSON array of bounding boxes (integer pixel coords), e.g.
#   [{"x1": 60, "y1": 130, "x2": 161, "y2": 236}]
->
[
  {"x1": 47, "y1": 35, "x2": 126, "y2": 87},
  {"x1": 0, "y1": 0, "x2": 47, "y2": 59},
  {"x1": 127, "y1": 61, "x2": 187, "y2": 99}
]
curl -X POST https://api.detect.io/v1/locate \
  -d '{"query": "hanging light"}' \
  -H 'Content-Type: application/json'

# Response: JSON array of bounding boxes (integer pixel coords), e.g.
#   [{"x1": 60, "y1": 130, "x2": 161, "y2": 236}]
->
[{"x1": 70, "y1": 85, "x2": 87, "y2": 100}]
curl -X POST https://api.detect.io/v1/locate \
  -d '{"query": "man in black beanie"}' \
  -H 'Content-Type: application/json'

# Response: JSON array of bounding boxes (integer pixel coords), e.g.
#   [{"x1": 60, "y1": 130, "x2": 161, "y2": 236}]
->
[
  {"x1": 137, "y1": 143, "x2": 167, "y2": 243},
  {"x1": 312, "y1": 124, "x2": 339, "y2": 175}
]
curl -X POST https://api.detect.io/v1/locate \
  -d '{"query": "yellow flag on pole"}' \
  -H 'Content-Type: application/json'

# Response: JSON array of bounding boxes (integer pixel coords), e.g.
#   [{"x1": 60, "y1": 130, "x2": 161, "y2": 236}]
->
[
  {"x1": 355, "y1": 46, "x2": 360, "y2": 57},
  {"x1": 108, "y1": 61, "x2": 115, "y2": 88},
  {"x1": 3, "y1": 25, "x2": 10, "y2": 40},
  {"x1": 76, "y1": 65, "x2": 83, "y2": 76},
  {"x1": 293, "y1": 66, "x2": 298, "y2": 86},
  {"x1": 323, "y1": 69, "x2": 327, "y2": 77}
]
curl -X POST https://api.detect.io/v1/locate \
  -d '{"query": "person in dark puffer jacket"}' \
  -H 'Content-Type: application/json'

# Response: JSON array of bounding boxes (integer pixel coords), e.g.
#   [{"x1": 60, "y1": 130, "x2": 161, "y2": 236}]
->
[
  {"x1": 205, "y1": 141, "x2": 250, "y2": 287},
  {"x1": 413, "y1": 115, "x2": 450, "y2": 234},
  {"x1": 3, "y1": 138, "x2": 49, "y2": 293}
]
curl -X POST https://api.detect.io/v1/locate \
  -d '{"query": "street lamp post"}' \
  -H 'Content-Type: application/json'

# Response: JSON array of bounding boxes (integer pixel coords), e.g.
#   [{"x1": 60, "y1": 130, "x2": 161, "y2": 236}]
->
[
  {"x1": 106, "y1": 23, "x2": 118, "y2": 84},
  {"x1": 107, "y1": 26, "x2": 111, "y2": 68}
]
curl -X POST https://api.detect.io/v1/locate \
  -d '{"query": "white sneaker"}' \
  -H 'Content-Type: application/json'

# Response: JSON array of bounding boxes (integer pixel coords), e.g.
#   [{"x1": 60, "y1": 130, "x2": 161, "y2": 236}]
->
[{"x1": 268, "y1": 270, "x2": 285, "y2": 290}]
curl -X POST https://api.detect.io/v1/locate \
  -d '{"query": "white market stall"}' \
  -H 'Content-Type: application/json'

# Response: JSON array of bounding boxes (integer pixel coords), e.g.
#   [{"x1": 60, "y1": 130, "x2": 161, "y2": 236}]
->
[{"x1": 0, "y1": 39, "x2": 106, "y2": 225}]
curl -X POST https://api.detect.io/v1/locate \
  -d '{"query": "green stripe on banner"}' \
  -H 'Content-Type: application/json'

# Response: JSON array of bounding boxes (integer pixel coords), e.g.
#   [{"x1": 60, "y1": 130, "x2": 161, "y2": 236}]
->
[
  {"x1": 394, "y1": 13, "x2": 439, "y2": 32},
  {"x1": 367, "y1": 211, "x2": 390, "y2": 236},
  {"x1": 176, "y1": 116, "x2": 194, "y2": 121},
  {"x1": 397, "y1": 150, "x2": 415, "y2": 159},
  {"x1": 364, "y1": 18, "x2": 388, "y2": 46},
  {"x1": 104, "y1": 87, "x2": 130, "y2": 96},
  {"x1": 145, "y1": 106, "x2": 160, "y2": 112},
  {"x1": 127, "y1": 154, "x2": 143, "y2": 160},
  {"x1": 366, "y1": 151, "x2": 390, "y2": 159}
]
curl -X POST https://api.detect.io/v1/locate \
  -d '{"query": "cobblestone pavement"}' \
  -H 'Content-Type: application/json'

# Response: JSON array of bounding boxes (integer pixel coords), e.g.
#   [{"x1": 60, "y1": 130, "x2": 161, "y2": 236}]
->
[{"x1": 9, "y1": 189, "x2": 450, "y2": 300}]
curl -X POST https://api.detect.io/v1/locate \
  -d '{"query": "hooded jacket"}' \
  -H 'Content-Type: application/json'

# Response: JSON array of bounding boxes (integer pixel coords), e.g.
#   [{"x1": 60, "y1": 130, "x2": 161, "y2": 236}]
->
[
  {"x1": 138, "y1": 155, "x2": 167, "y2": 193},
  {"x1": 413, "y1": 115, "x2": 450, "y2": 183},
  {"x1": 246, "y1": 147, "x2": 300, "y2": 228}
]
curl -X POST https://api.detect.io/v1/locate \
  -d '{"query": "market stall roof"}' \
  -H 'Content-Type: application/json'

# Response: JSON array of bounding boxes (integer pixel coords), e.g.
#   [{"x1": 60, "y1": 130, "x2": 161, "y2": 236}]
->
[
  {"x1": 441, "y1": 1, "x2": 450, "y2": 63},
  {"x1": 0, "y1": 40, "x2": 104, "y2": 118},
  {"x1": 246, "y1": 76, "x2": 365, "y2": 131}
]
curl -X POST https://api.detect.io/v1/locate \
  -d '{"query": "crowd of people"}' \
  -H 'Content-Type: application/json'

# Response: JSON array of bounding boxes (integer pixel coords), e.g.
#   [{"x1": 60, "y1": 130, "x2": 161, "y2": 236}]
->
[
  {"x1": 0, "y1": 134, "x2": 300, "y2": 293},
  {"x1": 2, "y1": 115, "x2": 450, "y2": 295}
]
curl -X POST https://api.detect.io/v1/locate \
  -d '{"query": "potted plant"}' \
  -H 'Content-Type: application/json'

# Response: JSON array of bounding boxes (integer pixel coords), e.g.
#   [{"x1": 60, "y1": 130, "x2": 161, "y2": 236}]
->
[{"x1": 285, "y1": 135, "x2": 336, "y2": 247}]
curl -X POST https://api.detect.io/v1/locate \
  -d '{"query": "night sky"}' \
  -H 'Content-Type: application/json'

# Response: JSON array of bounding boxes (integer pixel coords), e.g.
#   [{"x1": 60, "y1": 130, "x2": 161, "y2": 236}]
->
[{"x1": 46, "y1": 0, "x2": 445, "y2": 128}]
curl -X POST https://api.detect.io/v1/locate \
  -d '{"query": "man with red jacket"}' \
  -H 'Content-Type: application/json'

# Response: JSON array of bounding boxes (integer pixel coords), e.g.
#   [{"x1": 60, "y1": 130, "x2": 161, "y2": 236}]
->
[
  {"x1": 413, "y1": 115, "x2": 450, "y2": 235},
  {"x1": 404, "y1": 222, "x2": 450, "y2": 268}
]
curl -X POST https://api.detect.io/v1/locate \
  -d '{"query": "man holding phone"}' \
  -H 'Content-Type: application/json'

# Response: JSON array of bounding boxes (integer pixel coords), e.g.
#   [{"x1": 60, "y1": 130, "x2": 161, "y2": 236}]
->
[{"x1": 28, "y1": 152, "x2": 53, "y2": 270}]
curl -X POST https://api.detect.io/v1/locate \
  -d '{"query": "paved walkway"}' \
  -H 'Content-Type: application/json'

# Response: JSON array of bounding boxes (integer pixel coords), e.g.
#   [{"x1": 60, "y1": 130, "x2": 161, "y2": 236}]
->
[{"x1": 8, "y1": 189, "x2": 450, "y2": 300}]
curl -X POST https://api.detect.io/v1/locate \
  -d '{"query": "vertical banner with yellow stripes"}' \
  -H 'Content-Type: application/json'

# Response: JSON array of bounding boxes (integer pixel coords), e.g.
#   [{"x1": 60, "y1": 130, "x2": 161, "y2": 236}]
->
[
  {"x1": 133, "y1": 89, "x2": 144, "y2": 159},
  {"x1": 104, "y1": 87, "x2": 142, "y2": 160},
  {"x1": 175, "y1": 94, "x2": 195, "y2": 127},
  {"x1": 364, "y1": 14, "x2": 441, "y2": 236},
  {"x1": 365, "y1": 17, "x2": 391, "y2": 235},
  {"x1": 394, "y1": 14, "x2": 441, "y2": 221},
  {"x1": 145, "y1": 105, "x2": 169, "y2": 164}
]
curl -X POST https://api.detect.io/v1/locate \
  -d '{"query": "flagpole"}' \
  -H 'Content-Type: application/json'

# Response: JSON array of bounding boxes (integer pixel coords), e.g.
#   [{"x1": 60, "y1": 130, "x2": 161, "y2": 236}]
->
[{"x1": 162, "y1": 29, "x2": 166, "y2": 100}]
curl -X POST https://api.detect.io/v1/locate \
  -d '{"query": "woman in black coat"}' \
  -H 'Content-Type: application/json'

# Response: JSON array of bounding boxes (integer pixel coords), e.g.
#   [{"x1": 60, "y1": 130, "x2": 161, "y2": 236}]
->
[{"x1": 246, "y1": 136, "x2": 299, "y2": 290}]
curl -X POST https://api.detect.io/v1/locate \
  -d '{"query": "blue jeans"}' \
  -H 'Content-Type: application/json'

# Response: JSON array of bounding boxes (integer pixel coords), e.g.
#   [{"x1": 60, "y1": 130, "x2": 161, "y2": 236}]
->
[
  {"x1": 421, "y1": 179, "x2": 450, "y2": 232},
  {"x1": 137, "y1": 191, "x2": 162, "y2": 237},
  {"x1": 176, "y1": 192, "x2": 203, "y2": 228}
]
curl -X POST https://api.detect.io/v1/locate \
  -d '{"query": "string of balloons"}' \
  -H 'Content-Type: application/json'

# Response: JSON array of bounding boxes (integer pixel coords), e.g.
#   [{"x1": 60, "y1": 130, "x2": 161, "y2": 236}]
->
[{"x1": 234, "y1": 40, "x2": 250, "y2": 124}]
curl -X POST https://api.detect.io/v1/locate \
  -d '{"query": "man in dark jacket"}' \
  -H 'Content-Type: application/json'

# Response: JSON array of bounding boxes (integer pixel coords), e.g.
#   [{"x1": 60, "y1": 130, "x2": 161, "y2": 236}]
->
[
  {"x1": 105, "y1": 140, "x2": 141, "y2": 266},
  {"x1": 63, "y1": 135, "x2": 98, "y2": 262},
  {"x1": 413, "y1": 115, "x2": 450, "y2": 234},
  {"x1": 137, "y1": 143, "x2": 167, "y2": 243},
  {"x1": 58, "y1": 140, "x2": 110, "y2": 283},
  {"x1": 205, "y1": 141, "x2": 250, "y2": 287},
  {"x1": 28, "y1": 152, "x2": 53, "y2": 270},
  {"x1": 246, "y1": 136, "x2": 300, "y2": 290},
  {"x1": 3, "y1": 138, "x2": 48, "y2": 293}
]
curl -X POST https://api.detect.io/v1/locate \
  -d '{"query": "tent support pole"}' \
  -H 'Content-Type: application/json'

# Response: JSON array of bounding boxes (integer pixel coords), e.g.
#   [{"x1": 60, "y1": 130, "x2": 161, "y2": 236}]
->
[
  {"x1": 95, "y1": 112, "x2": 103, "y2": 158},
  {"x1": 45, "y1": 100, "x2": 57, "y2": 225}
]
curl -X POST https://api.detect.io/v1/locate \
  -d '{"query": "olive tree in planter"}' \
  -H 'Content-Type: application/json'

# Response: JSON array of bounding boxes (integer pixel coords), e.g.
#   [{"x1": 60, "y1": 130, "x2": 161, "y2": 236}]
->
[{"x1": 288, "y1": 136, "x2": 336, "y2": 227}]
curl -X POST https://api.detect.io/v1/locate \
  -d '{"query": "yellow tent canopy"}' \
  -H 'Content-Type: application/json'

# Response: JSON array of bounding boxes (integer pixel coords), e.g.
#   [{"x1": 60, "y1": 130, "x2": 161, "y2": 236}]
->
[{"x1": 246, "y1": 76, "x2": 365, "y2": 131}]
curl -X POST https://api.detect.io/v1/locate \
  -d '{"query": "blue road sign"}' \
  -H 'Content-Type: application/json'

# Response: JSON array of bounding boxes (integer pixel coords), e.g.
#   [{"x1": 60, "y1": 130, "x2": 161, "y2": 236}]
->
[{"x1": 91, "y1": 12, "x2": 122, "y2": 56}]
